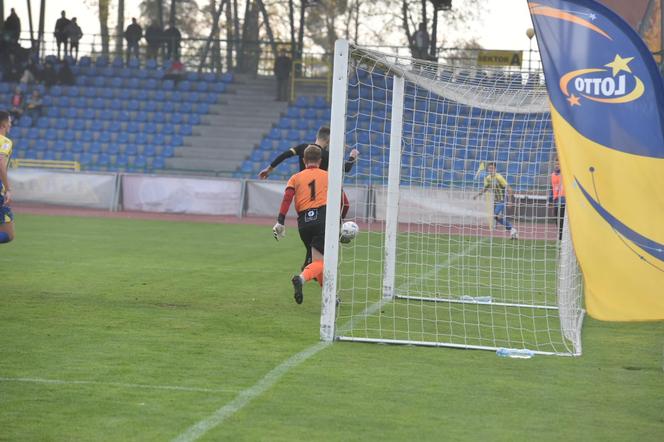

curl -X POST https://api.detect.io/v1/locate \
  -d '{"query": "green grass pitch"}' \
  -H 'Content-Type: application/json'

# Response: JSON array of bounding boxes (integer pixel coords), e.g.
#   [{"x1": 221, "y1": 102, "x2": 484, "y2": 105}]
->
[{"x1": 1, "y1": 214, "x2": 663, "y2": 441}]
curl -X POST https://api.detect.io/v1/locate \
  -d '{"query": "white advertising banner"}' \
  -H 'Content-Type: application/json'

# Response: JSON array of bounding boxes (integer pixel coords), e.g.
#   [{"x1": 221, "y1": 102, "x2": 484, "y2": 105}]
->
[
  {"x1": 122, "y1": 175, "x2": 242, "y2": 215},
  {"x1": 245, "y1": 180, "x2": 368, "y2": 220},
  {"x1": 9, "y1": 169, "x2": 118, "y2": 209},
  {"x1": 373, "y1": 186, "x2": 486, "y2": 224}
]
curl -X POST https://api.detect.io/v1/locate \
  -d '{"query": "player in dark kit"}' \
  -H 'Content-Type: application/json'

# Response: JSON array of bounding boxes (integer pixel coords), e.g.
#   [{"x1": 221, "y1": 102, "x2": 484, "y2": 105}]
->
[
  {"x1": 272, "y1": 145, "x2": 349, "y2": 304},
  {"x1": 258, "y1": 126, "x2": 358, "y2": 179},
  {"x1": 260, "y1": 126, "x2": 357, "y2": 269}
]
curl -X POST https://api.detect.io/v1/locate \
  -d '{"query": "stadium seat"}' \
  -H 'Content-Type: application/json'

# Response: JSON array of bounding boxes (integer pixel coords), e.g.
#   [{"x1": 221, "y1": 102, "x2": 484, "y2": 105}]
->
[
  {"x1": 152, "y1": 156, "x2": 165, "y2": 169},
  {"x1": 124, "y1": 144, "x2": 138, "y2": 156}
]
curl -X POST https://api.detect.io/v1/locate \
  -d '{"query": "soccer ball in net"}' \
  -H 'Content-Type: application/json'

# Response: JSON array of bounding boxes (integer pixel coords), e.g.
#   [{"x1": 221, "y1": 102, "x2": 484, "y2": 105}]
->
[{"x1": 340, "y1": 221, "x2": 359, "y2": 243}]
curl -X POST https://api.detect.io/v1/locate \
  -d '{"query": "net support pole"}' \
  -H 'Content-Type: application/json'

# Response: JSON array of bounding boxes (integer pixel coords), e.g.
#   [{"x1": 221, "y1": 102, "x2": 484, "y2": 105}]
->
[
  {"x1": 320, "y1": 39, "x2": 350, "y2": 342},
  {"x1": 381, "y1": 74, "x2": 405, "y2": 300}
]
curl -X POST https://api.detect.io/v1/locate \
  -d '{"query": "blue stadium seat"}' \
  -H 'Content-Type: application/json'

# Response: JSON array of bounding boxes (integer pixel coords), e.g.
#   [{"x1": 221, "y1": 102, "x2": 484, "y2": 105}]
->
[
  {"x1": 221, "y1": 72, "x2": 234, "y2": 83},
  {"x1": 143, "y1": 145, "x2": 156, "y2": 157},
  {"x1": 95, "y1": 56, "x2": 110, "y2": 68},
  {"x1": 41, "y1": 150, "x2": 56, "y2": 160},
  {"x1": 211, "y1": 83, "x2": 226, "y2": 94},
  {"x1": 71, "y1": 141, "x2": 85, "y2": 153},
  {"x1": 88, "y1": 142, "x2": 102, "y2": 154},
  {"x1": 171, "y1": 135, "x2": 183, "y2": 147},
  {"x1": 124, "y1": 144, "x2": 138, "y2": 156},
  {"x1": 115, "y1": 153, "x2": 128, "y2": 169},
  {"x1": 17, "y1": 116, "x2": 32, "y2": 127},
  {"x1": 96, "y1": 152, "x2": 110, "y2": 169},
  {"x1": 176, "y1": 124, "x2": 191, "y2": 136},
  {"x1": 132, "y1": 155, "x2": 148, "y2": 171},
  {"x1": 152, "y1": 156, "x2": 165, "y2": 169}
]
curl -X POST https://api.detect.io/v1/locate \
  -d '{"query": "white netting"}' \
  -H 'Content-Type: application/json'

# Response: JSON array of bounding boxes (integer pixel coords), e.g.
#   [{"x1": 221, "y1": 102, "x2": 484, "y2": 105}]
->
[{"x1": 326, "y1": 43, "x2": 584, "y2": 356}]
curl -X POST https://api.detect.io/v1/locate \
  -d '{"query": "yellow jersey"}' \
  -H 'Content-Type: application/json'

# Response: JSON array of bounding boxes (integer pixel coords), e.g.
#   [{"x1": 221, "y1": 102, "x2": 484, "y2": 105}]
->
[
  {"x1": 0, "y1": 134, "x2": 12, "y2": 194},
  {"x1": 483, "y1": 172, "x2": 508, "y2": 202}
]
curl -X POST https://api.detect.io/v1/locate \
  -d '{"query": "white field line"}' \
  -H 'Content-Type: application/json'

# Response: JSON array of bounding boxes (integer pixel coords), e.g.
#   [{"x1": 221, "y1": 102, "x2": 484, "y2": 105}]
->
[
  {"x1": 0, "y1": 377, "x2": 237, "y2": 393},
  {"x1": 172, "y1": 239, "x2": 482, "y2": 442}
]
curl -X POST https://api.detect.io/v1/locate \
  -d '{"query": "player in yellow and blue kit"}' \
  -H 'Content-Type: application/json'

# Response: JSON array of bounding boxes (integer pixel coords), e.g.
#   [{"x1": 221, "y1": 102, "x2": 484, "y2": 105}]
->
[
  {"x1": 474, "y1": 162, "x2": 518, "y2": 239},
  {"x1": 0, "y1": 111, "x2": 15, "y2": 244}
]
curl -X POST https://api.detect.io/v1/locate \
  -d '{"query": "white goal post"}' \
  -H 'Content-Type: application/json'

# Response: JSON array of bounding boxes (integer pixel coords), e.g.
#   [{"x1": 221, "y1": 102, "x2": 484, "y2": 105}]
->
[{"x1": 322, "y1": 40, "x2": 584, "y2": 356}]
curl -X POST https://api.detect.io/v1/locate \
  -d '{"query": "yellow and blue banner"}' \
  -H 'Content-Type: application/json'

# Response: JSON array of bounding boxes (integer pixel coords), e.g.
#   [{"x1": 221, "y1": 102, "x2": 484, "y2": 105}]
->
[{"x1": 528, "y1": 0, "x2": 664, "y2": 320}]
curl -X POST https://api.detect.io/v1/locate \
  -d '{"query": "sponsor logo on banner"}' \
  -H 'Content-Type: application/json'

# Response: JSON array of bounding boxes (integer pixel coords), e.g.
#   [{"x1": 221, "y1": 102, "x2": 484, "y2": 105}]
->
[
  {"x1": 559, "y1": 54, "x2": 644, "y2": 106},
  {"x1": 476, "y1": 50, "x2": 522, "y2": 67}
]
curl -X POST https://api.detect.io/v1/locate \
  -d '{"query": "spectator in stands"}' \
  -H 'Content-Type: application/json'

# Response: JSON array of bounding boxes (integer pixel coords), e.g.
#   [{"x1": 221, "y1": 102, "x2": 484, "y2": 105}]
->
[
  {"x1": 24, "y1": 89, "x2": 43, "y2": 124},
  {"x1": 3, "y1": 52, "x2": 22, "y2": 82},
  {"x1": 58, "y1": 60, "x2": 75, "y2": 86},
  {"x1": 66, "y1": 17, "x2": 83, "y2": 61},
  {"x1": 145, "y1": 22, "x2": 163, "y2": 61},
  {"x1": 9, "y1": 86, "x2": 24, "y2": 121},
  {"x1": 54, "y1": 11, "x2": 70, "y2": 60},
  {"x1": 274, "y1": 48, "x2": 291, "y2": 102},
  {"x1": 412, "y1": 23, "x2": 430, "y2": 60},
  {"x1": 163, "y1": 26, "x2": 182, "y2": 61},
  {"x1": 19, "y1": 59, "x2": 39, "y2": 86},
  {"x1": 162, "y1": 59, "x2": 184, "y2": 86},
  {"x1": 4, "y1": 8, "x2": 21, "y2": 45},
  {"x1": 124, "y1": 18, "x2": 143, "y2": 64},
  {"x1": 42, "y1": 60, "x2": 58, "y2": 87},
  {"x1": 549, "y1": 157, "x2": 566, "y2": 241}
]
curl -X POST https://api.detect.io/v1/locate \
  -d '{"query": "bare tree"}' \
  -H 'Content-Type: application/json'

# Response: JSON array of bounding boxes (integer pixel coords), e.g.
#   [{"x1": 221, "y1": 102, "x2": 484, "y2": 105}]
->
[
  {"x1": 226, "y1": 0, "x2": 234, "y2": 70},
  {"x1": 99, "y1": 0, "x2": 111, "y2": 58},
  {"x1": 139, "y1": 0, "x2": 201, "y2": 38},
  {"x1": 115, "y1": 0, "x2": 125, "y2": 60},
  {"x1": 199, "y1": 0, "x2": 226, "y2": 71},
  {"x1": 256, "y1": 0, "x2": 278, "y2": 57}
]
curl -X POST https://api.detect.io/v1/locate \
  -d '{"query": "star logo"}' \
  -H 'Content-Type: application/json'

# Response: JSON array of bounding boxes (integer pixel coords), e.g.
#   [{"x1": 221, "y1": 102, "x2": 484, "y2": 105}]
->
[
  {"x1": 567, "y1": 94, "x2": 581, "y2": 106},
  {"x1": 604, "y1": 54, "x2": 634, "y2": 77}
]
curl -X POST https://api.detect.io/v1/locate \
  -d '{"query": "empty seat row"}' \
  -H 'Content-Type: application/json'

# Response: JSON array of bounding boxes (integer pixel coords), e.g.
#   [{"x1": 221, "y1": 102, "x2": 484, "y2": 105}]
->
[
  {"x1": 37, "y1": 112, "x2": 200, "y2": 128},
  {"x1": 13, "y1": 125, "x2": 189, "y2": 143},
  {"x1": 73, "y1": 75, "x2": 227, "y2": 93},
  {"x1": 55, "y1": 84, "x2": 221, "y2": 103},
  {"x1": 13, "y1": 140, "x2": 175, "y2": 158},
  {"x1": 17, "y1": 149, "x2": 167, "y2": 172},
  {"x1": 43, "y1": 96, "x2": 211, "y2": 114}
]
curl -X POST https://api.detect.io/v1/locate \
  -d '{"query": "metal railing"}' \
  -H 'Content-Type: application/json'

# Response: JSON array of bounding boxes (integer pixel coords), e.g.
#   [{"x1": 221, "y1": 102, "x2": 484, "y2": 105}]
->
[
  {"x1": 10, "y1": 159, "x2": 80, "y2": 172},
  {"x1": 290, "y1": 57, "x2": 332, "y2": 101}
]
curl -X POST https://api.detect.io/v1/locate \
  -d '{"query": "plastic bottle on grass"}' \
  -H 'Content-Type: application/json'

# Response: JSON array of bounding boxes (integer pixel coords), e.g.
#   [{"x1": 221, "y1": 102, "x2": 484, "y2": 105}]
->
[{"x1": 496, "y1": 348, "x2": 534, "y2": 359}]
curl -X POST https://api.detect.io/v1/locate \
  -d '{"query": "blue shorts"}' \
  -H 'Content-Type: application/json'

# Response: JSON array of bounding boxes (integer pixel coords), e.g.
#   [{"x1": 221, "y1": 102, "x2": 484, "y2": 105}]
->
[
  {"x1": 493, "y1": 202, "x2": 506, "y2": 216},
  {"x1": 0, "y1": 193, "x2": 13, "y2": 224}
]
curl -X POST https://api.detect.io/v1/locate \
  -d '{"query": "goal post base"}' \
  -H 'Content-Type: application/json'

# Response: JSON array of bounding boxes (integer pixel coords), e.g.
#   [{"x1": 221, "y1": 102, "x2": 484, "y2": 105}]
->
[{"x1": 335, "y1": 336, "x2": 574, "y2": 357}]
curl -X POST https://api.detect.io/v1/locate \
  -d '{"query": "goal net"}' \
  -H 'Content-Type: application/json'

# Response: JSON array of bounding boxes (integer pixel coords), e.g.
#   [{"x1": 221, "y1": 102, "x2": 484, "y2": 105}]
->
[{"x1": 321, "y1": 40, "x2": 584, "y2": 356}]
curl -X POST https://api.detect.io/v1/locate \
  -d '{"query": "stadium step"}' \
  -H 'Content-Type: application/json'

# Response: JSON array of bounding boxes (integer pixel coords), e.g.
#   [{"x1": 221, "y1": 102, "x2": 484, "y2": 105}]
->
[
  {"x1": 174, "y1": 147, "x2": 249, "y2": 161},
  {"x1": 165, "y1": 157, "x2": 241, "y2": 174},
  {"x1": 163, "y1": 74, "x2": 287, "y2": 175}
]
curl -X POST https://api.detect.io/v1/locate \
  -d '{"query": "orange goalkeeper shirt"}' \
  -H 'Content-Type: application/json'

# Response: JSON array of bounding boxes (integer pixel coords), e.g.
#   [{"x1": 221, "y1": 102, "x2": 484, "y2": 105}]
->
[{"x1": 286, "y1": 166, "x2": 328, "y2": 213}]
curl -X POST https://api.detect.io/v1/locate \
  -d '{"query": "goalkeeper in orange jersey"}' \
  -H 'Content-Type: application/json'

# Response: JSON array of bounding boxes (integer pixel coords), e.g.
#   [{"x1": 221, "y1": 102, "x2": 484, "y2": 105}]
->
[{"x1": 272, "y1": 145, "x2": 349, "y2": 304}]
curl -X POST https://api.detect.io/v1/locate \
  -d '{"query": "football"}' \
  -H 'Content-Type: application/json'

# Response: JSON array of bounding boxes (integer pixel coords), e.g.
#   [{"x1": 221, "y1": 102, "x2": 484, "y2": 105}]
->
[{"x1": 340, "y1": 221, "x2": 359, "y2": 243}]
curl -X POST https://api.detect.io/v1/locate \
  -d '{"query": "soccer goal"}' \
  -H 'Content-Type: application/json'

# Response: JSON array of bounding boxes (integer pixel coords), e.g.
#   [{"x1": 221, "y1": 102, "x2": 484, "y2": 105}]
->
[{"x1": 321, "y1": 40, "x2": 584, "y2": 356}]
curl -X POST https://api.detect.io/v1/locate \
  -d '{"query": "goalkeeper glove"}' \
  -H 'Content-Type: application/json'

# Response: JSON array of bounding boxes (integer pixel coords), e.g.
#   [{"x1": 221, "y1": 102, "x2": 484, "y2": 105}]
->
[{"x1": 272, "y1": 223, "x2": 285, "y2": 241}]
